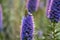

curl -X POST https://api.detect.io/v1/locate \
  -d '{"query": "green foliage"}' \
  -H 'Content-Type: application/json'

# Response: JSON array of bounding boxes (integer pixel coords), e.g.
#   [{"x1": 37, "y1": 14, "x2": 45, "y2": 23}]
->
[
  {"x1": 0, "y1": 0, "x2": 60, "y2": 40},
  {"x1": 0, "y1": 0, "x2": 2, "y2": 3}
]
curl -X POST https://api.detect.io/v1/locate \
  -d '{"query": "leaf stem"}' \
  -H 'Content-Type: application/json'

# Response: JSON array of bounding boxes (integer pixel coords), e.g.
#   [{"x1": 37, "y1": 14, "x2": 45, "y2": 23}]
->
[{"x1": 52, "y1": 22, "x2": 56, "y2": 40}]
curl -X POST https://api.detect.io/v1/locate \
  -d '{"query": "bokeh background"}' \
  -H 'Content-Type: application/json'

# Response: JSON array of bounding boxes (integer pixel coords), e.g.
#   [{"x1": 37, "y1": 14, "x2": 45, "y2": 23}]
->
[{"x1": 0, "y1": 0, "x2": 60, "y2": 40}]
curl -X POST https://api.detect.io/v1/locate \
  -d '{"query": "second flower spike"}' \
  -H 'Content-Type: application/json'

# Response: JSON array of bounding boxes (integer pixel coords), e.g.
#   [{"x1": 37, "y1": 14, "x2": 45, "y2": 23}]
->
[
  {"x1": 26, "y1": 0, "x2": 39, "y2": 13},
  {"x1": 46, "y1": 0, "x2": 60, "y2": 23}
]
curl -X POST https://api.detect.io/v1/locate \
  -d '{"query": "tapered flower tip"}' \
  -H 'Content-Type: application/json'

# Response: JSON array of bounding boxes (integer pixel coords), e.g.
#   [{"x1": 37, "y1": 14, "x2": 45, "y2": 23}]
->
[
  {"x1": 20, "y1": 13, "x2": 34, "y2": 40},
  {"x1": 46, "y1": 0, "x2": 60, "y2": 23},
  {"x1": 26, "y1": 0, "x2": 40, "y2": 13},
  {"x1": 0, "y1": 4, "x2": 3, "y2": 32}
]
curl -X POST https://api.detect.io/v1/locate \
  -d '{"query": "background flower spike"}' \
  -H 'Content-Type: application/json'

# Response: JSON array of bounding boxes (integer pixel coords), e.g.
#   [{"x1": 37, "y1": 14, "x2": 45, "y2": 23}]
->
[
  {"x1": 0, "y1": 4, "x2": 3, "y2": 32},
  {"x1": 46, "y1": 0, "x2": 60, "y2": 23},
  {"x1": 26, "y1": 0, "x2": 40, "y2": 13}
]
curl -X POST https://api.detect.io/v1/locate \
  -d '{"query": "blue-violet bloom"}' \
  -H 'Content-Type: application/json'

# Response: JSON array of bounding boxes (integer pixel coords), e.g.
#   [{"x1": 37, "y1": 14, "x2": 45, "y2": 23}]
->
[
  {"x1": 20, "y1": 12, "x2": 34, "y2": 40},
  {"x1": 46, "y1": 0, "x2": 60, "y2": 23}
]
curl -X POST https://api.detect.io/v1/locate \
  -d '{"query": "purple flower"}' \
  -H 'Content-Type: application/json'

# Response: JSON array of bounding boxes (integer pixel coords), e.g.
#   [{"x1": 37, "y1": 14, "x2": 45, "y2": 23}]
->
[
  {"x1": 0, "y1": 4, "x2": 3, "y2": 31},
  {"x1": 38, "y1": 30, "x2": 43, "y2": 38},
  {"x1": 20, "y1": 13, "x2": 34, "y2": 40},
  {"x1": 46, "y1": 0, "x2": 60, "y2": 23},
  {"x1": 27, "y1": 0, "x2": 39, "y2": 13}
]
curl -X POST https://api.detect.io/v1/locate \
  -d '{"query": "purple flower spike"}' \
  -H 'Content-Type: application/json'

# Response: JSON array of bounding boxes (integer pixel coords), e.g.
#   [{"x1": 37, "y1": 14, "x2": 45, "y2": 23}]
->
[
  {"x1": 20, "y1": 12, "x2": 34, "y2": 40},
  {"x1": 46, "y1": 0, "x2": 60, "y2": 23},
  {"x1": 0, "y1": 4, "x2": 3, "y2": 31},
  {"x1": 27, "y1": 0, "x2": 39, "y2": 13}
]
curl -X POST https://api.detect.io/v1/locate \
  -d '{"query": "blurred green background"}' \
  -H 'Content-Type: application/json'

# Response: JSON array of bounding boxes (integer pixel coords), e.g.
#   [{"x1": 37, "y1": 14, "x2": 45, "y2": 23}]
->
[{"x1": 0, "y1": 0, "x2": 60, "y2": 40}]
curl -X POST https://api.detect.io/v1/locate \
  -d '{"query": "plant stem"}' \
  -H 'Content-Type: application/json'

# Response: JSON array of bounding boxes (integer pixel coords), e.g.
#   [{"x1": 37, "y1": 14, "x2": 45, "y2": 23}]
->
[{"x1": 52, "y1": 22, "x2": 56, "y2": 40}]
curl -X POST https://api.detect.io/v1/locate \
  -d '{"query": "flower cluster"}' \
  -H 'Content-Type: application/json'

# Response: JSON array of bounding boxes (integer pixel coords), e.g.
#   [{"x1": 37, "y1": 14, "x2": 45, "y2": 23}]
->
[
  {"x1": 20, "y1": 0, "x2": 38, "y2": 40},
  {"x1": 47, "y1": 0, "x2": 60, "y2": 23},
  {"x1": 21, "y1": 13, "x2": 34, "y2": 40},
  {"x1": 27, "y1": 0, "x2": 39, "y2": 13}
]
